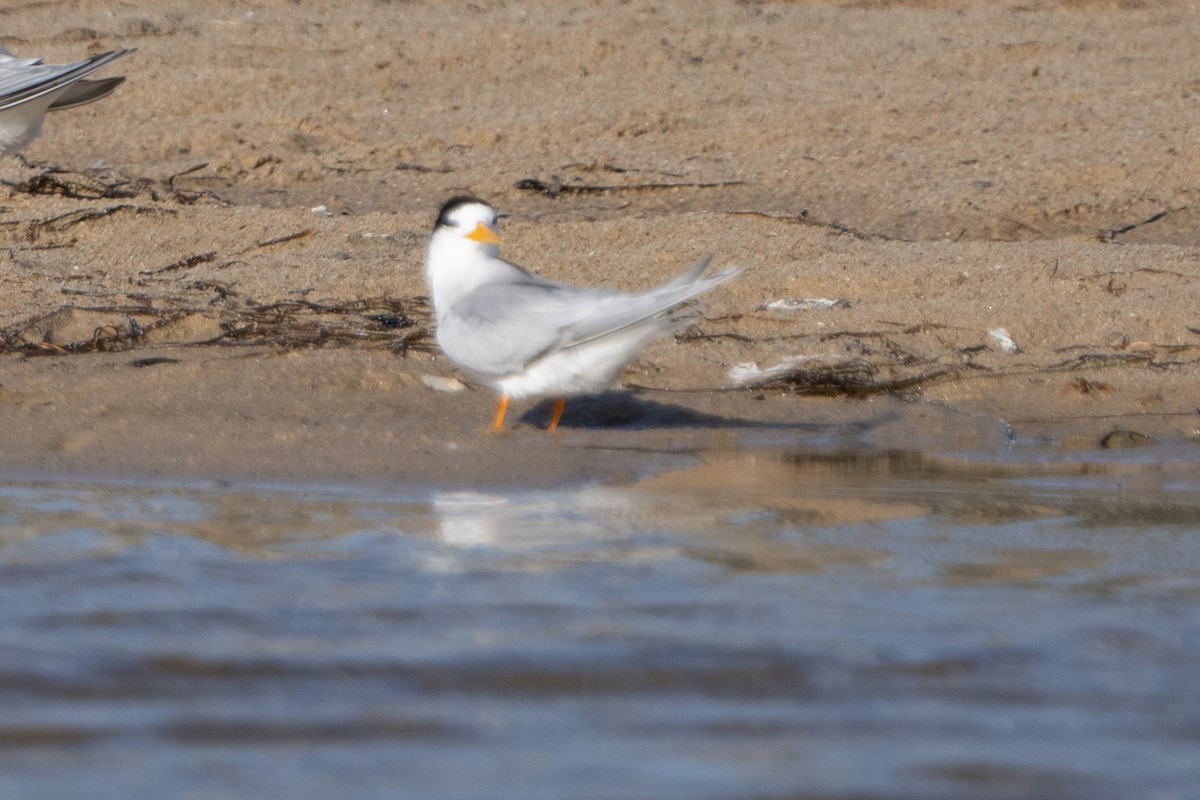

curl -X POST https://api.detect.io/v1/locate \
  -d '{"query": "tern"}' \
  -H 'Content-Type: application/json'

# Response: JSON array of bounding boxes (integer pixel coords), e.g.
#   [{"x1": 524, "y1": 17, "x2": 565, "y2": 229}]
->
[{"x1": 425, "y1": 196, "x2": 741, "y2": 431}]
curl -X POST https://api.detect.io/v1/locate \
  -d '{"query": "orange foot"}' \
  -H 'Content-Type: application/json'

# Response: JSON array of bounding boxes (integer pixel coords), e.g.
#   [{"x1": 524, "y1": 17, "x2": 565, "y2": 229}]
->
[
  {"x1": 547, "y1": 398, "x2": 566, "y2": 432},
  {"x1": 491, "y1": 395, "x2": 510, "y2": 431}
]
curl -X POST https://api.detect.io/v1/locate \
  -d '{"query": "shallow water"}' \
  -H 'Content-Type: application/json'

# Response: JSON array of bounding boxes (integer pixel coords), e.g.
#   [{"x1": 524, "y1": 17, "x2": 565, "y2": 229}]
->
[{"x1": 2, "y1": 445, "x2": 1200, "y2": 800}]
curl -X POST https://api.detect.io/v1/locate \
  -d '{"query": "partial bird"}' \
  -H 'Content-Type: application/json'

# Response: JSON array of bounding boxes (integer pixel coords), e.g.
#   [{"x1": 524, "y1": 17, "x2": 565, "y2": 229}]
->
[
  {"x1": 0, "y1": 47, "x2": 133, "y2": 157},
  {"x1": 425, "y1": 196, "x2": 742, "y2": 431}
]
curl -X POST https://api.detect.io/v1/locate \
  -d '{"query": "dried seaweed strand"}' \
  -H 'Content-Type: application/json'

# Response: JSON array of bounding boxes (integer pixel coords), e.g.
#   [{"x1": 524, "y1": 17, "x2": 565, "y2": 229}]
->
[
  {"x1": 251, "y1": 229, "x2": 315, "y2": 249},
  {"x1": 515, "y1": 176, "x2": 743, "y2": 197},
  {"x1": 30, "y1": 204, "x2": 140, "y2": 233},
  {"x1": 139, "y1": 251, "x2": 218, "y2": 276}
]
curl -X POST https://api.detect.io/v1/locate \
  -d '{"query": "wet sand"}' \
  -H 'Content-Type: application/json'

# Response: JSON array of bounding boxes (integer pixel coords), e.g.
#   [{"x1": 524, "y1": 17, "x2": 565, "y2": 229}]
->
[{"x1": 1, "y1": 0, "x2": 1198, "y2": 485}]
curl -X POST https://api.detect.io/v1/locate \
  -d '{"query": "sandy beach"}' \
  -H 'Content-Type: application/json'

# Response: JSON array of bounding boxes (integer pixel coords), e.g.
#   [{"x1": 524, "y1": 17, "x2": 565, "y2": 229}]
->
[{"x1": 1, "y1": 0, "x2": 1198, "y2": 485}]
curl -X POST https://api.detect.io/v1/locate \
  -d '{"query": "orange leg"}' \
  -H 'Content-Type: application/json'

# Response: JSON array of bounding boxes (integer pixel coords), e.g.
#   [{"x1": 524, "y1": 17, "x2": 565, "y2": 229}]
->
[
  {"x1": 547, "y1": 398, "x2": 566, "y2": 432},
  {"x1": 491, "y1": 395, "x2": 510, "y2": 431}
]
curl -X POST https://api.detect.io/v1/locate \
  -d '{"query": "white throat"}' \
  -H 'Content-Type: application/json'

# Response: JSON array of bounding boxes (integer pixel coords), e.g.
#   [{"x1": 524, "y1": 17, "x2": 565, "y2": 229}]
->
[{"x1": 425, "y1": 228, "x2": 503, "y2": 320}]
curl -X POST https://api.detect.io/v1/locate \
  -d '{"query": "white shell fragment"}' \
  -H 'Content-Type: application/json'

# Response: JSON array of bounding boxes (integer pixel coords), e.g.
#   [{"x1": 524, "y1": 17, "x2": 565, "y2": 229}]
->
[
  {"x1": 728, "y1": 354, "x2": 841, "y2": 387},
  {"x1": 421, "y1": 374, "x2": 467, "y2": 393},
  {"x1": 988, "y1": 328, "x2": 1019, "y2": 354},
  {"x1": 758, "y1": 298, "x2": 851, "y2": 314}
]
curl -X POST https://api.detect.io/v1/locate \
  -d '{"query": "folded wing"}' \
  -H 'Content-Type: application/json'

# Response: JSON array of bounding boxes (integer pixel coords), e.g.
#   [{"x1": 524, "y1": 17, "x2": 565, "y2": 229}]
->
[
  {"x1": 0, "y1": 48, "x2": 132, "y2": 112},
  {"x1": 442, "y1": 256, "x2": 741, "y2": 379}
]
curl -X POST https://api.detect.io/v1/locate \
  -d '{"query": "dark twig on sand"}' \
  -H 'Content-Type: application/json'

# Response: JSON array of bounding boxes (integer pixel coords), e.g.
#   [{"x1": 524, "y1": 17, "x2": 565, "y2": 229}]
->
[
  {"x1": 28, "y1": 204, "x2": 145, "y2": 234},
  {"x1": 139, "y1": 252, "x2": 218, "y2": 276},
  {"x1": 251, "y1": 229, "x2": 315, "y2": 250},
  {"x1": 515, "y1": 176, "x2": 744, "y2": 198},
  {"x1": 1103, "y1": 206, "x2": 1188, "y2": 241},
  {"x1": 723, "y1": 209, "x2": 912, "y2": 242}
]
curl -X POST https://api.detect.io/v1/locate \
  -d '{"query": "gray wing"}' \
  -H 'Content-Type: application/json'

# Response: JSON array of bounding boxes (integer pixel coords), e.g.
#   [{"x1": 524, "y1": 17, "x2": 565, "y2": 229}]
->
[
  {"x1": 552, "y1": 255, "x2": 739, "y2": 349},
  {"x1": 49, "y1": 76, "x2": 126, "y2": 111},
  {"x1": 440, "y1": 256, "x2": 740, "y2": 378},
  {"x1": 439, "y1": 274, "x2": 620, "y2": 378},
  {"x1": 0, "y1": 49, "x2": 131, "y2": 111}
]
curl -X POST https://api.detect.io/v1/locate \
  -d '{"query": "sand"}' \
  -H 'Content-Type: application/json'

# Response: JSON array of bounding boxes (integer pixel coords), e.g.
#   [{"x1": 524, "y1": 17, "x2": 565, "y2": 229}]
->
[{"x1": 1, "y1": 0, "x2": 1197, "y2": 486}]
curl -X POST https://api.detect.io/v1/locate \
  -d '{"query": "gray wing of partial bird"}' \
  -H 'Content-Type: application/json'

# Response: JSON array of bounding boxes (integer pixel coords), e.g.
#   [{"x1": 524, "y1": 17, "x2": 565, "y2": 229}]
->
[
  {"x1": 444, "y1": 256, "x2": 740, "y2": 378},
  {"x1": 0, "y1": 48, "x2": 132, "y2": 112},
  {"x1": 49, "y1": 76, "x2": 127, "y2": 111}
]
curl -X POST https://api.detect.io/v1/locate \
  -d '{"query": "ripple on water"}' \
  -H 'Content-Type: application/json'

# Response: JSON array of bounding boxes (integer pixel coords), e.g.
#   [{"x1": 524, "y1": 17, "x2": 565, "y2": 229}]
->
[{"x1": 1, "y1": 446, "x2": 1200, "y2": 800}]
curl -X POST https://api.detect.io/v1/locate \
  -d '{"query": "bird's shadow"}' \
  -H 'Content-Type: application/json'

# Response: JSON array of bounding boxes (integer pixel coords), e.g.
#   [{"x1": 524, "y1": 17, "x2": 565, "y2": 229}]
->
[{"x1": 517, "y1": 390, "x2": 896, "y2": 436}]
